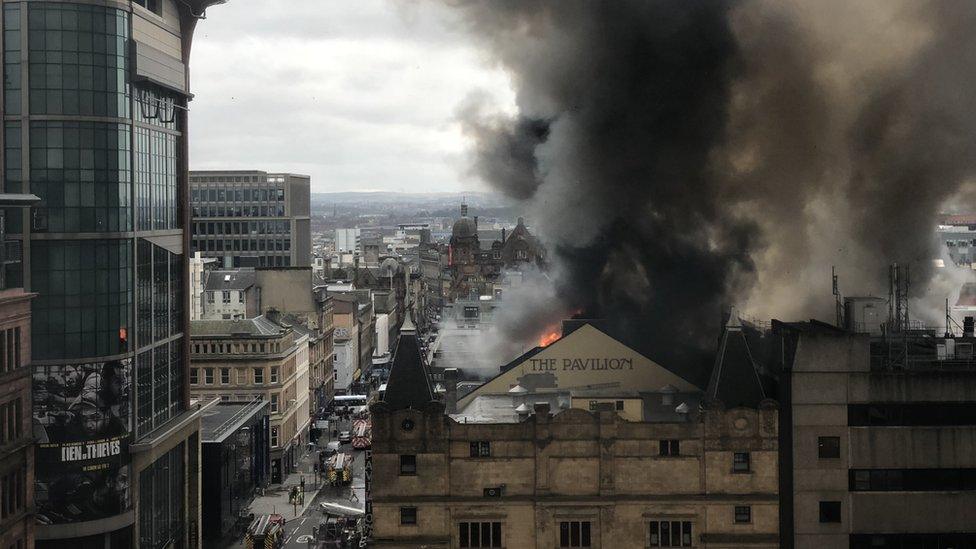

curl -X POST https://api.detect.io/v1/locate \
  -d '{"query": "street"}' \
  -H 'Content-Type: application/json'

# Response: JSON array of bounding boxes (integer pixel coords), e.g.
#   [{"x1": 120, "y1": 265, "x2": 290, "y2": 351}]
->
[{"x1": 229, "y1": 415, "x2": 367, "y2": 549}]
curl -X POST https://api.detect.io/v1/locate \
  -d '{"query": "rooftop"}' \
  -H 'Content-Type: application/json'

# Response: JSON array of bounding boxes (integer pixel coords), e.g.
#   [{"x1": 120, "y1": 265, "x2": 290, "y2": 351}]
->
[
  {"x1": 191, "y1": 315, "x2": 284, "y2": 337},
  {"x1": 200, "y1": 399, "x2": 269, "y2": 443},
  {"x1": 204, "y1": 269, "x2": 256, "y2": 292}
]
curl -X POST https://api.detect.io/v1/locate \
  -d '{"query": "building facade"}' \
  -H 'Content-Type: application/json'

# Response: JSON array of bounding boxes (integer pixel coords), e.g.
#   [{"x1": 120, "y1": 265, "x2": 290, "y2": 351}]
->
[
  {"x1": 777, "y1": 320, "x2": 976, "y2": 548},
  {"x1": 1, "y1": 0, "x2": 222, "y2": 546},
  {"x1": 189, "y1": 316, "x2": 310, "y2": 484},
  {"x1": 371, "y1": 401, "x2": 779, "y2": 549},
  {"x1": 373, "y1": 317, "x2": 780, "y2": 548},
  {"x1": 199, "y1": 268, "x2": 257, "y2": 320},
  {"x1": 0, "y1": 287, "x2": 34, "y2": 549},
  {"x1": 189, "y1": 170, "x2": 311, "y2": 268}
]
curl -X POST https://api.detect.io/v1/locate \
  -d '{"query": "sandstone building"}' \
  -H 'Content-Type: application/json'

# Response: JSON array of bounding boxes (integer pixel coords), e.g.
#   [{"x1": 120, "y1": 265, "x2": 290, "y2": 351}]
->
[{"x1": 370, "y1": 315, "x2": 779, "y2": 548}]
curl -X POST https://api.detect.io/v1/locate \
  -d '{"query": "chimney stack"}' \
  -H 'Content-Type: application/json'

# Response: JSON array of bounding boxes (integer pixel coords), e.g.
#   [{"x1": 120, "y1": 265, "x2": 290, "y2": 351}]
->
[
  {"x1": 501, "y1": 228, "x2": 506, "y2": 243},
  {"x1": 444, "y1": 368, "x2": 458, "y2": 414}
]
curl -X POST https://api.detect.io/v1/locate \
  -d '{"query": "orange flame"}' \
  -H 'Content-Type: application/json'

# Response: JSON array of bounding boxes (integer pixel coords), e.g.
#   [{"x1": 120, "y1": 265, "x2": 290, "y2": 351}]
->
[{"x1": 539, "y1": 331, "x2": 560, "y2": 347}]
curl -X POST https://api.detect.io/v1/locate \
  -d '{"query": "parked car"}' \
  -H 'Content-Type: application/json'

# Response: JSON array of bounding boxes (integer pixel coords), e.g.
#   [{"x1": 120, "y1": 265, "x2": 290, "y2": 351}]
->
[{"x1": 338, "y1": 430, "x2": 352, "y2": 444}]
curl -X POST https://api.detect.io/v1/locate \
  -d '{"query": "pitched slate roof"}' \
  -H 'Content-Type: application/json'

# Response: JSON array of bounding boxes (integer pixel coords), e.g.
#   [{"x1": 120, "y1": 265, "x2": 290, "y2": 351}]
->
[
  {"x1": 204, "y1": 269, "x2": 256, "y2": 292},
  {"x1": 706, "y1": 307, "x2": 767, "y2": 408},
  {"x1": 382, "y1": 312, "x2": 433, "y2": 410}
]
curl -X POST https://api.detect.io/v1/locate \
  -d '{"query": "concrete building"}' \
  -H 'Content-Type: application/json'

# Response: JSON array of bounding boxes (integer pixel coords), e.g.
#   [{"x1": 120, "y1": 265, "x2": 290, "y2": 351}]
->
[
  {"x1": 335, "y1": 228, "x2": 361, "y2": 254},
  {"x1": 189, "y1": 170, "x2": 312, "y2": 268},
  {"x1": 1, "y1": 0, "x2": 224, "y2": 545},
  {"x1": 371, "y1": 318, "x2": 780, "y2": 548},
  {"x1": 776, "y1": 319, "x2": 976, "y2": 548},
  {"x1": 200, "y1": 399, "x2": 270, "y2": 544},
  {"x1": 200, "y1": 268, "x2": 258, "y2": 320},
  {"x1": 189, "y1": 316, "x2": 310, "y2": 484}
]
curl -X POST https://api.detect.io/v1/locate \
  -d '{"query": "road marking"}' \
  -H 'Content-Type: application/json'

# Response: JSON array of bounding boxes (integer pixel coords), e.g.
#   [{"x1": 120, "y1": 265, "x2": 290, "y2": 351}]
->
[
  {"x1": 300, "y1": 518, "x2": 307, "y2": 526},
  {"x1": 296, "y1": 535, "x2": 313, "y2": 543}
]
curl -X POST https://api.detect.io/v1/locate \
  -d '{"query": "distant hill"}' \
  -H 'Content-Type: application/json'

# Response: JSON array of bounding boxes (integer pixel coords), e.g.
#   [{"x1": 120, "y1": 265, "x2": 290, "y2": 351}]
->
[{"x1": 311, "y1": 191, "x2": 508, "y2": 207}]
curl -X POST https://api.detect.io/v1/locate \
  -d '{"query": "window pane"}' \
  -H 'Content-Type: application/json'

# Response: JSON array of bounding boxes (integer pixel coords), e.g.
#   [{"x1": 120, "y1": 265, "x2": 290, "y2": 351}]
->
[
  {"x1": 459, "y1": 523, "x2": 469, "y2": 548},
  {"x1": 560, "y1": 522, "x2": 569, "y2": 547},
  {"x1": 581, "y1": 522, "x2": 591, "y2": 547}
]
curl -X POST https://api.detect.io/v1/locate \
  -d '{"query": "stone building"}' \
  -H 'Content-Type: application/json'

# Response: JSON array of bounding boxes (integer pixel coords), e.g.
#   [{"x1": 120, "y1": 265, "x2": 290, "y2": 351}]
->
[
  {"x1": 370, "y1": 317, "x2": 780, "y2": 548},
  {"x1": 775, "y1": 319, "x2": 976, "y2": 548},
  {"x1": 0, "y1": 286, "x2": 34, "y2": 549},
  {"x1": 189, "y1": 316, "x2": 310, "y2": 484},
  {"x1": 446, "y1": 205, "x2": 545, "y2": 301},
  {"x1": 199, "y1": 268, "x2": 258, "y2": 320}
]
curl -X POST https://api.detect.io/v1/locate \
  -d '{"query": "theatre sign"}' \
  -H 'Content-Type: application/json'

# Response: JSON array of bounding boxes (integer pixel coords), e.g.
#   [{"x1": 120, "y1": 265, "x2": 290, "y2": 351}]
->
[{"x1": 458, "y1": 323, "x2": 699, "y2": 408}]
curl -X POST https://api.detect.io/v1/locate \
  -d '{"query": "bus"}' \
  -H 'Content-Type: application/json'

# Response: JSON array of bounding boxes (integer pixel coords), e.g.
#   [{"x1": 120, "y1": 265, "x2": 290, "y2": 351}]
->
[{"x1": 332, "y1": 394, "x2": 369, "y2": 417}]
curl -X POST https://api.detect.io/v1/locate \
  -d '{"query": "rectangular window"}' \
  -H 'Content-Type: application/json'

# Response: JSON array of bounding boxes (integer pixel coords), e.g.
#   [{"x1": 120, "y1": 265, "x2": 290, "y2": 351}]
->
[
  {"x1": 558, "y1": 521, "x2": 591, "y2": 548},
  {"x1": 849, "y1": 468, "x2": 976, "y2": 491},
  {"x1": 400, "y1": 454, "x2": 417, "y2": 476},
  {"x1": 254, "y1": 368, "x2": 264, "y2": 384},
  {"x1": 848, "y1": 402, "x2": 976, "y2": 426},
  {"x1": 270, "y1": 426, "x2": 279, "y2": 447},
  {"x1": 220, "y1": 368, "x2": 230, "y2": 384},
  {"x1": 400, "y1": 507, "x2": 417, "y2": 525},
  {"x1": 204, "y1": 368, "x2": 214, "y2": 385},
  {"x1": 271, "y1": 366, "x2": 279, "y2": 383},
  {"x1": 207, "y1": 291, "x2": 214, "y2": 303},
  {"x1": 271, "y1": 393, "x2": 279, "y2": 413},
  {"x1": 659, "y1": 440, "x2": 679, "y2": 457},
  {"x1": 649, "y1": 520, "x2": 692, "y2": 547},
  {"x1": 222, "y1": 290, "x2": 231, "y2": 303},
  {"x1": 237, "y1": 369, "x2": 247, "y2": 384},
  {"x1": 458, "y1": 521, "x2": 502, "y2": 548},
  {"x1": 734, "y1": 506, "x2": 751, "y2": 524},
  {"x1": 469, "y1": 441, "x2": 491, "y2": 457},
  {"x1": 818, "y1": 436, "x2": 840, "y2": 459},
  {"x1": 189, "y1": 368, "x2": 198, "y2": 385},
  {"x1": 733, "y1": 452, "x2": 751, "y2": 473},
  {"x1": 819, "y1": 501, "x2": 841, "y2": 523}
]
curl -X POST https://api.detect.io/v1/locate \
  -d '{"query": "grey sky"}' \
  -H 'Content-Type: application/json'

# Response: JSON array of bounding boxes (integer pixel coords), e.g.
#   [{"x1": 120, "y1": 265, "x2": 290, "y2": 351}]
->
[{"x1": 188, "y1": 0, "x2": 514, "y2": 193}]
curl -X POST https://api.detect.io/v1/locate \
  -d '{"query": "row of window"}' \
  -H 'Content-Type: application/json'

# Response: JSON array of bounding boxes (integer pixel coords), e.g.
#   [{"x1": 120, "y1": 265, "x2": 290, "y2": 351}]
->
[
  {"x1": 206, "y1": 290, "x2": 245, "y2": 305},
  {"x1": 0, "y1": 327, "x2": 23, "y2": 375},
  {"x1": 850, "y1": 534, "x2": 976, "y2": 548},
  {"x1": 193, "y1": 220, "x2": 291, "y2": 236},
  {"x1": 400, "y1": 517, "x2": 713, "y2": 548},
  {"x1": 191, "y1": 174, "x2": 285, "y2": 184},
  {"x1": 848, "y1": 403, "x2": 976, "y2": 426},
  {"x1": 192, "y1": 340, "x2": 283, "y2": 354},
  {"x1": 659, "y1": 440, "x2": 753, "y2": 472},
  {"x1": 850, "y1": 468, "x2": 976, "y2": 492},
  {"x1": 192, "y1": 237, "x2": 291, "y2": 253},
  {"x1": 0, "y1": 399, "x2": 23, "y2": 446},
  {"x1": 191, "y1": 187, "x2": 286, "y2": 204},
  {"x1": 190, "y1": 366, "x2": 280, "y2": 386},
  {"x1": 191, "y1": 205, "x2": 286, "y2": 219},
  {"x1": 193, "y1": 250, "x2": 292, "y2": 268}
]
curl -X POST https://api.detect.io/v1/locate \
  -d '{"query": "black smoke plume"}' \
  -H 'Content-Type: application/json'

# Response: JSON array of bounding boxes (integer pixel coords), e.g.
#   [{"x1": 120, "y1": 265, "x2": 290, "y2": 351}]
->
[{"x1": 446, "y1": 0, "x2": 976, "y2": 383}]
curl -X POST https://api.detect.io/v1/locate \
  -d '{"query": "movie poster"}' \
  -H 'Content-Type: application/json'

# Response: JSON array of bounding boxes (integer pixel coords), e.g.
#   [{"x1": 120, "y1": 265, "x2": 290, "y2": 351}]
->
[{"x1": 33, "y1": 359, "x2": 132, "y2": 524}]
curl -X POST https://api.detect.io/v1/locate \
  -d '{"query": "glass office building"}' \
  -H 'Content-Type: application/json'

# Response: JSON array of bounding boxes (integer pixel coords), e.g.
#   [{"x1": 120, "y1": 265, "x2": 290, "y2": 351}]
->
[{"x1": 1, "y1": 0, "x2": 224, "y2": 546}]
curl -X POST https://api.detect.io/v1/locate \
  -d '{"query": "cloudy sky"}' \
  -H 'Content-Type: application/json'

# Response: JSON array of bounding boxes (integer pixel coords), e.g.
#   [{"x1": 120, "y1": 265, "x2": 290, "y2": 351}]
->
[{"x1": 188, "y1": 0, "x2": 514, "y2": 194}]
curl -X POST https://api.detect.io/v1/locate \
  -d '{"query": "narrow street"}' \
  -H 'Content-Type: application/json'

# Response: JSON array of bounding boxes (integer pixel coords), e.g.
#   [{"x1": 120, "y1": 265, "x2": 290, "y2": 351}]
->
[{"x1": 230, "y1": 415, "x2": 367, "y2": 548}]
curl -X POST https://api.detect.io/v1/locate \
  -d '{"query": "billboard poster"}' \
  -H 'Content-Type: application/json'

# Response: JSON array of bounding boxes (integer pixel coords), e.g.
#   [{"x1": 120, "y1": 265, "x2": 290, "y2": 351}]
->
[{"x1": 33, "y1": 359, "x2": 132, "y2": 524}]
